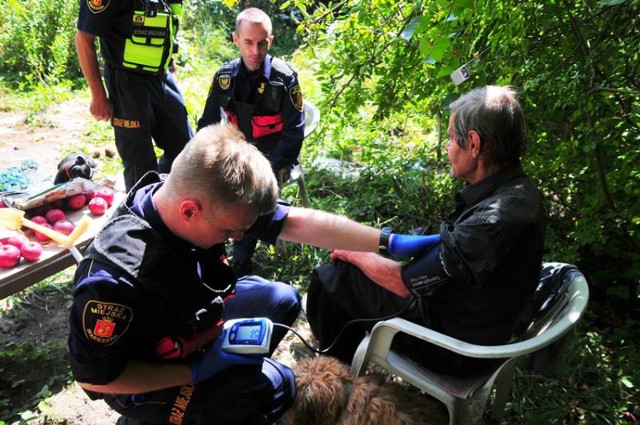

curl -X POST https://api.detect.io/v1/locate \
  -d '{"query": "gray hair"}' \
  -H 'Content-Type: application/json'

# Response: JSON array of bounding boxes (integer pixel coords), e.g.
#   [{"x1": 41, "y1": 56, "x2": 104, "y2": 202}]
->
[
  {"x1": 450, "y1": 85, "x2": 526, "y2": 166},
  {"x1": 236, "y1": 7, "x2": 273, "y2": 36},
  {"x1": 164, "y1": 123, "x2": 278, "y2": 215}
]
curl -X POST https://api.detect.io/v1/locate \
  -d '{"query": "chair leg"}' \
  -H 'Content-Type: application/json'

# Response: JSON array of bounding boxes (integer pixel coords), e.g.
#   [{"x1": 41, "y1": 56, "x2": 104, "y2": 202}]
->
[
  {"x1": 452, "y1": 386, "x2": 493, "y2": 425},
  {"x1": 490, "y1": 362, "x2": 517, "y2": 422},
  {"x1": 350, "y1": 334, "x2": 371, "y2": 377},
  {"x1": 297, "y1": 175, "x2": 309, "y2": 207}
]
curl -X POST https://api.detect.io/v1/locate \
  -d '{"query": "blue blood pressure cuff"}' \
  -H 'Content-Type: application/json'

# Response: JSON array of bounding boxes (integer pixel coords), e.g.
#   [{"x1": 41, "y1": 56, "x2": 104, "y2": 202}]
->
[{"x1": 401, "y1": 245, "x2": 450, "y2": 297}]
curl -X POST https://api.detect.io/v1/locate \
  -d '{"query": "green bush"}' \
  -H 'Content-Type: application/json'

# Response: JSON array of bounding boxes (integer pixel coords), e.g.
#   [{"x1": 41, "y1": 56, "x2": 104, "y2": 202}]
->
[{"x1": 0, "y1": 0, "x2": 80, "y2": 86}]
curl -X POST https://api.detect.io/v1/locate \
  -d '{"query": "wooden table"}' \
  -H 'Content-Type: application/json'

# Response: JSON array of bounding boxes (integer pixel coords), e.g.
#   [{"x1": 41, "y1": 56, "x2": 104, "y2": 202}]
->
[{"x1": 0, "y1": 191, "x2": 126, "y2": 299}]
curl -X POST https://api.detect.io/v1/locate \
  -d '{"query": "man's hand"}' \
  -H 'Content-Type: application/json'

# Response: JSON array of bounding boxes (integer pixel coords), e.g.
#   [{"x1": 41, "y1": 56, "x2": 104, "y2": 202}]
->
[
  {"x1": 89, "y1": 95, "x2": 113, "y2": 121},
  {"x1": 189, "y1": 330, "x2": 263, "y2": 384}
]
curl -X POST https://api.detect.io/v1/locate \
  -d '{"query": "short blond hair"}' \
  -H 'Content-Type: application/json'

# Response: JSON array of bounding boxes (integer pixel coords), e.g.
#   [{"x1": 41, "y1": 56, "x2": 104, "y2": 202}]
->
[{"x1": 165, "y1": 123, "x2": 278, "y2": 215}]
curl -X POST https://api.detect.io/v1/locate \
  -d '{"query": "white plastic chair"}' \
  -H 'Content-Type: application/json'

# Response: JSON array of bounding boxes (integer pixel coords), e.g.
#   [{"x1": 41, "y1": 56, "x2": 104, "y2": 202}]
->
[{"x1": 350, "y1": 263, "x2": 590, "y2": 425}]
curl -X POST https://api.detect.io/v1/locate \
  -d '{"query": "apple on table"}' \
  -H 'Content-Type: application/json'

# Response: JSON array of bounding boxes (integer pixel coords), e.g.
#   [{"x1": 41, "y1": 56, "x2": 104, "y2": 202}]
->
[
  {"x1": 45, "y1": 208, "x2": 67, "y2": 225},
  {"x1": 67, "y1": 193, "x2": 87, "y2": 210},
  {"x1": 94, "y1": 188, "x2": 115, "y2": 208},
  {"x1": 88, "y1": 197, "x2": 109, "y2": 216},
  {"x1": 0, "y1": 234, "x2": 29, "y2": 250},
  {"x1": 0, "y1": 244, "x2": 21, "y2": 268},
  {"x1": 20, "y1": 240, "x2": 43, "y2": 262},
  {"x1": 53, "y1": 220, "x2": 75, "y2": 236}
]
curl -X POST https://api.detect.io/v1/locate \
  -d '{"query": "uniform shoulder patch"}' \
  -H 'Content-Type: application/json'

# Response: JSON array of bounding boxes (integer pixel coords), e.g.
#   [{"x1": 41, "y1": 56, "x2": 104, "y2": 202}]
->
[
  {"x1": 289, "y1": 84, "x2": 303, "y2": 112},
  {"x1": 82, "y1": 300, "x2": 133, "y2": 346},
  {"x1": 87, "y1": 0, "x2": 111, "y2": 14},
  {"x1": 218, "y1": 75, "x2": 231, "y2": 91}
]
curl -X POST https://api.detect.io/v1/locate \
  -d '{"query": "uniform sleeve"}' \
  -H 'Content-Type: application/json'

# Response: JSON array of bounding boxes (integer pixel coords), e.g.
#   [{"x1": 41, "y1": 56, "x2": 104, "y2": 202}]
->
[
  {"x1": 68, "y1": 263, "x2": 136, "y2": 385},
  {"x1": 265, "y1": 71, "x2": 305, "y2": 170},
  {"x1": 246, "y1": 201, "x2": 291, "y2": 245},
  {"x1": 77, "y1": 0, "x2": 118, "y2": 36},
  {"x1": 197, "y1": 72, "x2": 223, "y2": 131}
]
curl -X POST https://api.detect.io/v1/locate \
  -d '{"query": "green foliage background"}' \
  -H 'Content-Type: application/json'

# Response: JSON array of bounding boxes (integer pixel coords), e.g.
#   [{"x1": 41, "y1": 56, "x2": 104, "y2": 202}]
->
[{"x1": 0, "y1": 0, "x2": 639, "y2": 423}]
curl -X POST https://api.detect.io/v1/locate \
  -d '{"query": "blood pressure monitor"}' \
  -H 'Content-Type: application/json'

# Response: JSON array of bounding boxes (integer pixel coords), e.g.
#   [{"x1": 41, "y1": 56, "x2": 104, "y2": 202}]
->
[{"x1": 221, "y1": 318, "x2": 273, "y2": 355}]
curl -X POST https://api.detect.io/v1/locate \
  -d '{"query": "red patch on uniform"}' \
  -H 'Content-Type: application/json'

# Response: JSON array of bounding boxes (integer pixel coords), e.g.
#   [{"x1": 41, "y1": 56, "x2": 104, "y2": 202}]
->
[
  {"x1": 94, "y1": 319, "x2": 116, "y2": 338},
  {"x1": 82, "y1": 300, "x2": 132, "y2": 346}
]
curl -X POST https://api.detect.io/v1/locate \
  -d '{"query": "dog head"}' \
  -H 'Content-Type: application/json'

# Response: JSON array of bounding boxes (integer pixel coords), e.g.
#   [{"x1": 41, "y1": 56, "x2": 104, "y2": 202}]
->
[
  {"x1": 284, "y1": 356, "x2": 353, "y2": 425},
  {"x1": 283, "y1": 356, "x2": 447, "y2": 425}
]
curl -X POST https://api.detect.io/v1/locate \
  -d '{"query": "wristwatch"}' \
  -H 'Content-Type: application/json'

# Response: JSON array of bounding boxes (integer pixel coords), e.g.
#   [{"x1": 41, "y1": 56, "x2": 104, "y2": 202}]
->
[{"x1": 379, "y1": 227, "x2": 393, "y2": 256}]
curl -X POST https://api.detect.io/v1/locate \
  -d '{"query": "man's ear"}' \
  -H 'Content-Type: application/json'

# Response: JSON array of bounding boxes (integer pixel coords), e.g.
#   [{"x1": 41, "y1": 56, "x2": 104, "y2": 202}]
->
[
  {"x1": 232, "y1": 31, "x2": 239, "y2": 47},
  {"x1": 179, "y1": 199, "x2": 202, "y2": 221},
  {"x1": 467, "y1": 130, "x2": 482, "y2": 159}
]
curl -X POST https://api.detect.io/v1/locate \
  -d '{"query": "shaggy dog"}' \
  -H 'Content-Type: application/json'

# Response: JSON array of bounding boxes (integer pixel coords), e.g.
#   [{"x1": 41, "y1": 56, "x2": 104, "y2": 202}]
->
[
  {"x1": 54, "y1": 153, "x2": 96, "y2": 184},
  {"x1": 283, "y1": 356, "x2": 446, "y2": 425}
]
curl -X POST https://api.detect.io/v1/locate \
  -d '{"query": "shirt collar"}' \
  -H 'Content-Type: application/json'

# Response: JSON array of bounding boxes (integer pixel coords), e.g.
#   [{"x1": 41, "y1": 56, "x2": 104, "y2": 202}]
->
[
  {"x1": 238, "y1": 54, "x2": 272, "y2": 79},
  {"x1": 129, "y1": 180, "x2": 200, "y2": 255},
  {"x1": 456, "y1": 164, "x2": 525, "y2": 208}
]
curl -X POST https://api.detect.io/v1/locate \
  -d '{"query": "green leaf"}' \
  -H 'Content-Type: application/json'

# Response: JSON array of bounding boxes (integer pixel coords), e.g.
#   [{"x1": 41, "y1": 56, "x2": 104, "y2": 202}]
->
[
  {"x1": 401, "y1": 16, "x2": 423, "y2": 41},
  {"x1": 600, "y1": 0, "x2": 627, "y2": 5}
]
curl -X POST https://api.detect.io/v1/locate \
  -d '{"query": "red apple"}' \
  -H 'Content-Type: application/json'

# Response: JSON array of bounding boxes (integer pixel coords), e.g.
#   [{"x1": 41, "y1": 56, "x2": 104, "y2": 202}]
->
[
  {"x1": 88, "y1": 197, "x2": 108, "y2": 216},
  {"x1": 95, "y1": 188, "x2": 115, "y2": 207},
  {"x1": 0, "y1": 244, "x2": 21, "y2": 268},
  {"x1": 67, "y1": 193, "x2": 87, "y2": 210},
  {"x1": 31, "y1": 215, "x2": 49, "y2": 226},
  {"x1": 34, "y1": 223, "x2": 53, "y2": 242},
  {"x1": 20, "y1": 241, "x2": 43, "y2": 262},
  {"x1": 0, "y1": 234, "x2": 29, "y2": 250},
  {"x1": 82, "y1": 189, "x2": 96, "y2": 202},
  {"x1": 53, "y1": 220, "x2": 75, "y2": 236},
  {"x1": 45, "y1": 208, "x2": 67, "y2": 225}
]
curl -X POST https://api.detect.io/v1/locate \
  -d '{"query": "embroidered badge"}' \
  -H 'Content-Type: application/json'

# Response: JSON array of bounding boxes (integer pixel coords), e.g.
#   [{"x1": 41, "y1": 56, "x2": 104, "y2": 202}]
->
[
  {"x1": 218, "y1": 75, "x2": 231, "y2": 90},
  {"x1": 257, "y1": 82, "x2": 266, "y2": 95},
  {"x1": 290, "y1": 84, "x2": 303, "y2": 112},
  {"x1": 87, "y1": 0, "x2": 110, "y2": 14},
  {"x1": 82, "y1": 300, "x2": 133, "y2": 346}
]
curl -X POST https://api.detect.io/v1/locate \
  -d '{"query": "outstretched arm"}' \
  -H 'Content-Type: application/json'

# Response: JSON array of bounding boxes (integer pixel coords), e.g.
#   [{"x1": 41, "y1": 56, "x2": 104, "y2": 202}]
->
[{"x1": 279, "y1": 207, "x2": 380, "y2": 252}]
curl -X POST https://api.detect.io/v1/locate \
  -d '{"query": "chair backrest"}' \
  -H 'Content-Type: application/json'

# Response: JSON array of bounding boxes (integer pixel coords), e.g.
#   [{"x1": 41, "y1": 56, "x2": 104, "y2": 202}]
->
[{"x1": 303, "y1": 101, "x2": 320, "y2": 138}]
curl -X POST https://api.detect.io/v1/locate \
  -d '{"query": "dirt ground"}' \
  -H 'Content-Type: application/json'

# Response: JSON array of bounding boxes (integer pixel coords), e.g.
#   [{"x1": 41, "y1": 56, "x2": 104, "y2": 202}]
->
[{"x1": 0, "y1": 99, "x2": 316, "y2": 424}]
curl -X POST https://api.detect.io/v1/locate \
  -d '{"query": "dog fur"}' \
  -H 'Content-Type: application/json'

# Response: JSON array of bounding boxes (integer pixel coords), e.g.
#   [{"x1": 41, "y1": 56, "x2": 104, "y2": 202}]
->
[
  {"x1": 54, "y1": 153, "x2": 96, "y2": 184},
  {"x1": 283, "y1": 356, "x2": 446, "y2": 425}
]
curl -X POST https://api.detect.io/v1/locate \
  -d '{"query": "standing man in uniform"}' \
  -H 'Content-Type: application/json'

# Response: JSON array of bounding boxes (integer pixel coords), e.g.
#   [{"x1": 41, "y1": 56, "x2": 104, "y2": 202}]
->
[
  {"x1": 75, "y1": 0, "x2": 194, "y2": 192},
  {"x1": 197, "y1": 7, "x2": 305, "y2": 276}
]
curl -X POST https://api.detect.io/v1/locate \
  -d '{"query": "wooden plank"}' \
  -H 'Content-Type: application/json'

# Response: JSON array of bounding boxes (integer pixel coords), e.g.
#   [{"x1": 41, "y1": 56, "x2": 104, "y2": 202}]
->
[{"x1": 0, "y1": 191, "x2": 126, "y2": 299}]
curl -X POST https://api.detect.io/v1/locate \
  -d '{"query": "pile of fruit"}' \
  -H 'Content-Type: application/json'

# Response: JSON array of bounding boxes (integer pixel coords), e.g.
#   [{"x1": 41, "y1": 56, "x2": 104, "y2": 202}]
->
[{"x1": 0, "y1": 187, "x2": 115, "y2": 269}]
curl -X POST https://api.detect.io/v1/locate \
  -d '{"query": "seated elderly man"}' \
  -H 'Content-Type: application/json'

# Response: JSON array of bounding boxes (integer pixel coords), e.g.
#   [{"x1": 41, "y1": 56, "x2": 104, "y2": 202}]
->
[{"x1": 306, "y1": 85, "x2": 546, "y2": 376}]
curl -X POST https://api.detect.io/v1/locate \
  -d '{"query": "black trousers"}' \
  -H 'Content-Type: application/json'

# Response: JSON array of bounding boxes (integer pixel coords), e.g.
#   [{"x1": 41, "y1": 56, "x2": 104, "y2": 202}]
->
[
  {"x1": 306, "y1": 260, "x2": 498, "y2": 376},
  {"x1": 105, "y1": 66, "x2": 194, "y2": 192}
]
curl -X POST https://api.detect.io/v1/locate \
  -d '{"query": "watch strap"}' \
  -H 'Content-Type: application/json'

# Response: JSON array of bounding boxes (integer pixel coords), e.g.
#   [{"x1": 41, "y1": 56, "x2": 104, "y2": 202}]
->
[{"x1": 379, "y1": 227, "x2": 393, "y2": 256}]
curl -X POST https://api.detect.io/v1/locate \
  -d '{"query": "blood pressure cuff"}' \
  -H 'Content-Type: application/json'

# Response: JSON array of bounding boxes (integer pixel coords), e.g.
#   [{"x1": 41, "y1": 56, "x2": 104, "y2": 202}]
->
[{"x1": 401, "y1": 245, "x2": 450, "y2": 297}]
